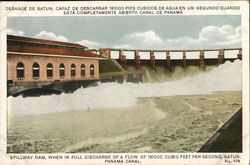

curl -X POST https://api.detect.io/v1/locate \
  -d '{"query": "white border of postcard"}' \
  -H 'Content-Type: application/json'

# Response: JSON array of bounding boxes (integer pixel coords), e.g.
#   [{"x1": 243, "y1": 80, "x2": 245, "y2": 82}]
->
[{"x1": 0, "y1": 1, "x2": 249, "y2": 165}]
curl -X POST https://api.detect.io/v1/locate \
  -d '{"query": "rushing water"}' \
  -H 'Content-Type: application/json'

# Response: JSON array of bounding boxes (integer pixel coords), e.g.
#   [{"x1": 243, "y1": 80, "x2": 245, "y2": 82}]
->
[
  {"x1": 137, "y1": 65, "x2": 217, "y2": 83},
  {"x1": 7, "y1": 60, "x2": 242, "y2": 153}
]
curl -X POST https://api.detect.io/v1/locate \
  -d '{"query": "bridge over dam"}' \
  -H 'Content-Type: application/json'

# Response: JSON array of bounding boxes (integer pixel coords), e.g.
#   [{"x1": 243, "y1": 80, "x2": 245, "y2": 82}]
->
[{"x1": 94, "y1": 48, "x2": 242, "y2": 71}]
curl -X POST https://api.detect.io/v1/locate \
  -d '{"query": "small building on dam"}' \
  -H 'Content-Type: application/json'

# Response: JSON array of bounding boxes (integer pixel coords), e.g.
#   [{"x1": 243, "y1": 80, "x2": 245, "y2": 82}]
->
[{"x1": 7, "y1": 35, "x2": 103, "y2": 83}]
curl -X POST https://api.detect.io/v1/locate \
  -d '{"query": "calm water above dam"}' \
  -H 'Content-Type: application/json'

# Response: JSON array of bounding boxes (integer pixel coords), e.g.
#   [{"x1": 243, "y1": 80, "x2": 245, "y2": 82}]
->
[{"x1": 7, "y1": 60, "x2": 242, "y2": 153}]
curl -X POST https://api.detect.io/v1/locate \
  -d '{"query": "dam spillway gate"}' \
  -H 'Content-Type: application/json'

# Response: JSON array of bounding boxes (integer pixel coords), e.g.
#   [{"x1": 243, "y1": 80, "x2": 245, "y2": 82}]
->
[{"x1": 96, "y1": 48, "x2": 242, "y2": 71}]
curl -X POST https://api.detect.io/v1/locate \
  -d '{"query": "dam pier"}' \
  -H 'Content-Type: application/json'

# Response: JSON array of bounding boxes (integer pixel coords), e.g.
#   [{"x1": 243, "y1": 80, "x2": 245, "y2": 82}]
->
[{"x1": 97, "y1": 48, "x2": 242, "y2": 71}]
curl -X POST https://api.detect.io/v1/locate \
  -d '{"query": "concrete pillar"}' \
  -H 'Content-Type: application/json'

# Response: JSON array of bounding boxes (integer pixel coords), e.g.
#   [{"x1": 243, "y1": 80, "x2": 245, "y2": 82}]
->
[
  {"x1": 134, "y1": 50, "x2": 141, "y2": 69},
  {"x1": 199, "y1": 50, "x2": 205, "y2": 71},
  {"x1": 166, "y1": 51, "x2": 171, "y2": 71},
  {"x1": 150, "y1": 51, "x2": 156, "y2": 71},
  {"x1": 134, "y1": 50, "x2": 139, "y2": 59},
  {"x1": 119, "y1": 50, "x2": 124, "y2": 61},
  {"x1": 121, "y1": 55, "x2": 128, "y2": 70},
  {"x1": 99, "y1": 49, "x2": 111, "y2": 58},
  {"x1": 183, "y1": 51, "x2": 187, "y2": 70},
  {"x1": 237, "y1": 49, "x2": 242, "y2": 60},
  {"x1": 218, "y1": 50, "x2": 225, "y2": 65}
]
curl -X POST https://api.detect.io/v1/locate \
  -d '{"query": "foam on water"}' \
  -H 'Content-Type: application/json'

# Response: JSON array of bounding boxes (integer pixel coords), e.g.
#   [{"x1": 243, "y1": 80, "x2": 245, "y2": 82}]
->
[
  {"x1": 141, "y1": 65, "x2": 217, "y2": 83},
  {"x1": 8, "y1": 60, "x2": 242, "y2": 115}
]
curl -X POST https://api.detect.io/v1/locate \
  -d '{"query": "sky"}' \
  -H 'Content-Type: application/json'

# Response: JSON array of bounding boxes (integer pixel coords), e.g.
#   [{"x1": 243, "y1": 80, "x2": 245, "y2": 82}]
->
[{"x1": 7, "y1": 16, "x2": 241, "y2": 50}]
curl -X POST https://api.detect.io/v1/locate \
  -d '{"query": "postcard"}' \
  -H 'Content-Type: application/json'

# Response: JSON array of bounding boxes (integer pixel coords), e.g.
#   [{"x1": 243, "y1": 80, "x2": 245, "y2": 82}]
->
[{"x1": 0, "y1": 1, "x2": 249, "y2": 165}]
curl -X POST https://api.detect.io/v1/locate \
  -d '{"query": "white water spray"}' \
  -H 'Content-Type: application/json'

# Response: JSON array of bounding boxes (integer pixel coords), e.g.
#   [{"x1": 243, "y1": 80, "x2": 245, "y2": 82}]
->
[{"x1": 8, "y1": 60, "x2": 242, "y2": 115}]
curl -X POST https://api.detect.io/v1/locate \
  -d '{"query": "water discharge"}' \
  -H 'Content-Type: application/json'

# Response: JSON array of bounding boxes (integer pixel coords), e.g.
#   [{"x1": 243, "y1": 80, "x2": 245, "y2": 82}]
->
[
  {"x1": 8, "y1": 60, "x2": 242, "y2": 115},
  {"x1": 7, "y1": 60, "x2": 242, "y2": 153},
  {"x1": 140, "y1": 65, "x2": 217, "y2": 83}
]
